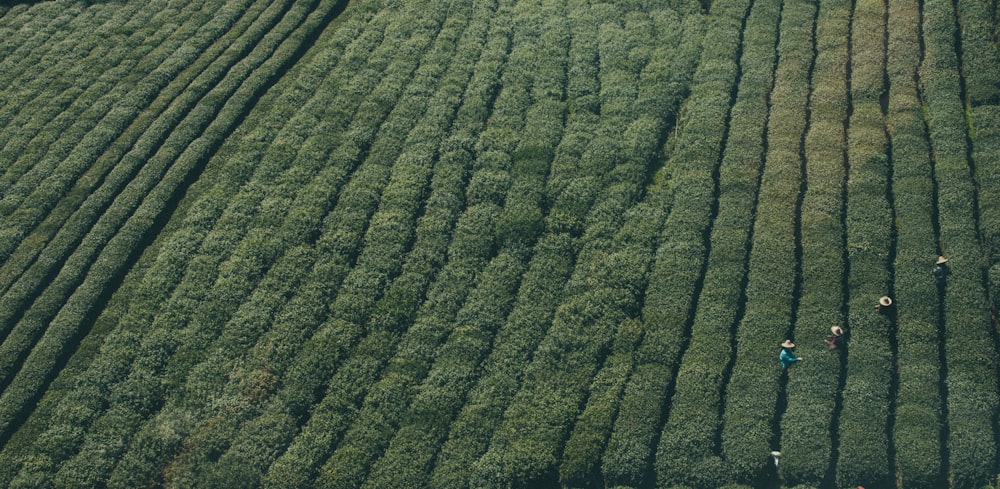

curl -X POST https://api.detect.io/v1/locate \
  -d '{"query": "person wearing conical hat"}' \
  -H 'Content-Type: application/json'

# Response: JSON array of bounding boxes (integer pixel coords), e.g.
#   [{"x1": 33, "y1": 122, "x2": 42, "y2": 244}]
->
[
  {"x1": 933, "y1": 255, "x2": 950, "y2": 283},
  {"x1": 779, "y1": 340, "x2": 802, "y2": 370},
  {"x1": 824, "y1": 325, "x2": 845, "y2": 349},
  {"x1": 876, "y1": 295, "x2": 894, "y2": 315}
]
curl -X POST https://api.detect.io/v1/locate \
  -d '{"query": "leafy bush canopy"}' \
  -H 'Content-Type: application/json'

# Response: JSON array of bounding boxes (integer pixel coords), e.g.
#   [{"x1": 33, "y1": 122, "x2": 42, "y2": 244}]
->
[{"x1": 0, "y1": 0, "x2": 998, "y2": 487}]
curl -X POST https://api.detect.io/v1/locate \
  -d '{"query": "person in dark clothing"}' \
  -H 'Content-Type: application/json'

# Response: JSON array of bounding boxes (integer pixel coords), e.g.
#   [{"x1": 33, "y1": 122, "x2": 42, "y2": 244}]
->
[
  {"x1": 932, "y1": 256, "x2": 950, "y2": 284},
  {"x1": 824, "y1": 326, "x2": 845, "y2": 349},
  {"x1": 876, "y1": 296, "x2": 894, "y2": 315}
]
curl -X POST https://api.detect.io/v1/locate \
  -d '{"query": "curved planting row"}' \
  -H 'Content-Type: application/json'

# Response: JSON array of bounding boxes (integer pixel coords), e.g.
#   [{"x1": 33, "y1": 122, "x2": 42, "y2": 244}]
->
[
  {"x1": 100, "y1": 1, "x2": 473, "y2": 486},
  {"x1": 427, "y1": 2, "x2": 600, "y2": 485},
  {"x1": 170, "y1": 13, "x2": 428, "y2": 475},
  {"x1": 837, "y1": 0, "x2": 894, "y2": 485},
  {"x1": 557, "y1": 7, "x2": 708, "y2": 483},
  {"x1": 256, "y1": 5, "x2": 513, "y2": 488},
  {"x1": 0, "y1": 0, "x2": 247, "y2": 296},
  {"x1": 719, "y1": 0, "x2": 816, "y2": 484},
  {"x1": 0, "y1": 4, "x2": 45, "y2": 59},
  {"x1": 0, "y1": 0, "x2": 350, "y2": 485},
  {"x1": 921, "y1": 0, "x2": 1000, "y2": 486},
  {"x1": 0, "y1": 0, "x2": 286, "y2": 347},
  {"x1": 885, "y1": 0, "x2": 945, "y2": 486},
  {"x1": 312, "y1": 0, "x2": 566, "y2": 485},
  {"x1": 954, "y1": 0, "x2": 1000, "y2": 106},
  {"x1": 267, "y1": 3, "x2": 522, "y2": 488},
  {"x1": 0, "y1": 2, "x2": 134, "y2": 187},
  {"x1": 2, "y1": 3, "x2": 386, "y2": 480},
  {"x1": 0, "y1": 0, "x2": 251, "y2": 251},
  {"x1": 0, "y1": 2, "x2": 100, "y2": 144},
  {"x1": 470, "y1": 2, "x2": 707, "y2": 487},
  {"x1": 357, "y1": 1, "x2": 576, "y2": 486},
  {"x1": 198, "y1": 4, "x2": 501, "y2": 487},
  {"x1": 0, "y1": 0, "x2": 326, "y2": 445},
  {"x1": 974, "y1": 105, "x2": 1000, "y2": 316},
  {"x1": 0, "y1": 0, "x2": 182, "y2": 186},
  {"x1": 653, "y1": 0, "x2": 777, "y2": 485},
  {"x1": 6, "y1": 0, "x2": 998, "y2": 486},
  {"x1": 309, "y1": 1, "x2": 569, "y2": 486},
  {"x1": 594, "y1": 3, "x2": 727, "y2": 486},
  {"x1": 564, "y1": 14, "x2": 707, "y2": 486},
  {"x1": 776, "y1": 0, "x2": 849, "y2": 484}
]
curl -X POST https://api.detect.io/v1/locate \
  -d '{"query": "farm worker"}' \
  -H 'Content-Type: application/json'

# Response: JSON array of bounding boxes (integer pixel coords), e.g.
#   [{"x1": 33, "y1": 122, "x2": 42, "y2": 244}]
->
[
  {"x1": 779, "y1": 340, "x2": 802, "y2": 370},
  {"x1": 824, "y1": 326, "x2": 844, "y2": 349},
  {"x1": 932, "y1": 255, "x2": 950, "y2": 284},
  {"x1": 875, "y1": 295, "x2": 894, "y2": 315}
]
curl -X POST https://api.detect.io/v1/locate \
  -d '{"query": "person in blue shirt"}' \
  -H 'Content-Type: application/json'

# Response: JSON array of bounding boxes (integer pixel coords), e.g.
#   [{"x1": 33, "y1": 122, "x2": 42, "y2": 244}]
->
[{"x1": 779, "y1": 340, "x2": 802, "y2": 370}]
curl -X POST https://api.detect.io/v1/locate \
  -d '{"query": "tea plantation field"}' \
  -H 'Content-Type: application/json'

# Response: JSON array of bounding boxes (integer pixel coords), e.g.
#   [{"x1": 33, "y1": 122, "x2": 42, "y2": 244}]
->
[{"x1": 1, "y1": 0, "x2": 999, "y2": 487}]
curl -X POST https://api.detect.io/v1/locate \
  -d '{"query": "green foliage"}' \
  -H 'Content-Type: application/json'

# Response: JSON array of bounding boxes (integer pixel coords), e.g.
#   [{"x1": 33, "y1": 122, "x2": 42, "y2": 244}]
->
[
  {"x1": 5, "y1": 0, "x2": 999, "y2": 488},
  {"x1": 642, "y1": 14, "x2": 767, "y2": 489},
  {"x1": 974, "y1": 105, "x2": 1000, "y2": 276},
  {"x1": 955, "y1": 0, "x2": 1000, "y2": 106},
  {"x1": 921, "y1": 1, "x2": 1000, "y2": 487}
]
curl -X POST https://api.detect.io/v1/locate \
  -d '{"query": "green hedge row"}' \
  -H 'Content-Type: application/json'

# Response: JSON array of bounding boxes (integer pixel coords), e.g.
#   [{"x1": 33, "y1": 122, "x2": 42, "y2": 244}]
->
[
  {"x1": 0, "y1": 0, "x2": 212, "y2": 156},
  {"x1": 473, "y1": 0, "x2": 708, "y2": 485},
  {"x1": 652, "y1": 0, "x2": 775, "y2": 486},
  {"x1": 720, "y1": 0, "x2": 815, "y2": 484},
  {"x1": 955, "y1": 0, "x2": 1000, "y2": 106},
  {"x1": 558, "y1": 0, "x2": 599, "y2": 119},
  {"x1": 777, "y1": 0, "x2": 850, "y2": 484},
  {"x1": 594, "y1": 5, "x2": 733, "y2": 487},
  {"x1": 560, "y1": 12, "x2": 702, "y2": 489},
  {"x1": 358, "y1": 6, "x2": 571, "y2": 487},
  {"x1": 314, "y1": 3, "x2": 566, "y2": 484},
  {"x1": 331, "y1": 277, "x2": 504, "y2": 489},
  {"x1": 3, "y1": 122, "x2": 274, "y2": 487},
  {"x1": 0, "y1": 0, "x2": 248, "y2": 295},
  {"x1": 559, "y1": 318, "x2": 642, "y2": 488},
  {"x1": 25, "y1": 0, "x2": 332, "y2": 480},
  {"x1": 226, "y1": 0, "x2": 490, "y2": 434},
  {"x1": 316, "y1": 1, "x2": 560, "y2": 486},
  {"x1": 425, "y1": 230, "x2": 576, "y2": 489},
  {"x1": 472, "y1": 3, "x2": 696, "y2": 479},
  {"x1": 0, "y1": 3, "x2": 67, "y2": 67},
  {"x1": 0, "y1": 0, "x2": 352, "y2": 485},
  {"x1": 0, "y1": 0, "x2": 254, "y2": 266},
  {"x1": 837, "y1": 0, "x2": 893, "y2": 485},
  {"x1": 0, "y1": 0, "x2": 286, "y2": 354},
  {"x1": 0, "y1": 2, "x2": 112, "y2": 145},
  {"x1": 258, "y1": 164, "x2": 487, "y2": 489},
  {"x1": 884, "y1": 0, "x2": 946, "y2": 486},
  {"x1": 0, "y1": 0, "x2": 313, "y2": 417},
  {"x1": 921, "y1": 0, "x2": 1000, "y2": 486},
  {"x1": 103, "y1": 2, "x2": 463, "y2": 486},
  {"x1": 973, "y1": 105, "x2": 1000, "y2": 314},
  {"x1": 559, "y1": 48, "x2": 704, "y2": 485},
  {"x1": 2, "y1": 0, "x2": 378, "y2": 478},
  {"x1": 0, "y1": 1, "x2": 143, "y2": 187},
  {"x1": 426, "y1": 3, "x2": 600, "y2": 485},
  {"x1": 298, "y1": 200, "x2": 502, "y2": 489},
  {"x1": 258, "y1": 5, "x2": 515, "y2": 487},
  {"x1": 0, "y1": 1, "x2": 148, "y2": 90},
  {"x1": 332, "y1": 248, "x2": 528, "y2": 489}
]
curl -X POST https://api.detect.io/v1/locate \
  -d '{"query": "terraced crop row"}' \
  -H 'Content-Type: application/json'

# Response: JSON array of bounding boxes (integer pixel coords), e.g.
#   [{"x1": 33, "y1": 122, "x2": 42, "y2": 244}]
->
[
  {"x1": 0, "y1": 0, "x2": 350, "y2": 485},
  {"x1": 921, "y1": 0, "x2": 1000, "y2": 485},
  {"x1": 777, "y1": 0, "x2": 849, "y2": 483},
  {"x1": 2, "y1": 0, "x2": 999, "y2": 487},
  {"x1": 885, "y1": 0, "x2": 945, "y2": 485}
]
